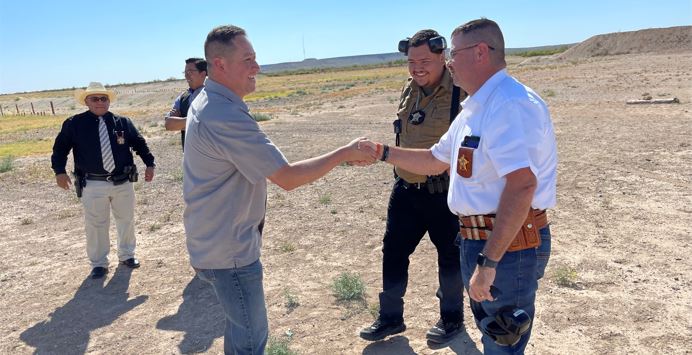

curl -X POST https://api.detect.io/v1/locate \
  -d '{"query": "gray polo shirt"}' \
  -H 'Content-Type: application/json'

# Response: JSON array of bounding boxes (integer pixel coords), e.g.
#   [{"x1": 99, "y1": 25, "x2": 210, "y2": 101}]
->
[{"x1": 183, "y1": 79, "x2": 288, "y2": 269}]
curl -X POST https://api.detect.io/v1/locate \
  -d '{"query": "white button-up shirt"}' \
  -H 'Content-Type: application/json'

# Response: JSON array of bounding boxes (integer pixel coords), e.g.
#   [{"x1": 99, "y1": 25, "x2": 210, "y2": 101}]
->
[{"x1": 431, "y1": 69, "x2": 558, "y2": 216}]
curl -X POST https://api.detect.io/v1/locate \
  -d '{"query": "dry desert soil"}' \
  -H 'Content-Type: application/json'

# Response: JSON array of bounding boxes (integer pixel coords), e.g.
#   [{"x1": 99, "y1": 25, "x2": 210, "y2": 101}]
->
[{"x1": 1, "y1": 28, "x2": 691, "y2": 354}]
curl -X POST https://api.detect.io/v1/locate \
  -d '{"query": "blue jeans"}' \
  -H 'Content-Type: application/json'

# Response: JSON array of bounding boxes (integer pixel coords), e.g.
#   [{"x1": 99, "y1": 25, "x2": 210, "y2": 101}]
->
[
  {"x1": 459, "y1": 226, "x2": 551, "y2": 354},
  {"x1": 196, "y1": 259, "x2": 268, "y2": 355}
]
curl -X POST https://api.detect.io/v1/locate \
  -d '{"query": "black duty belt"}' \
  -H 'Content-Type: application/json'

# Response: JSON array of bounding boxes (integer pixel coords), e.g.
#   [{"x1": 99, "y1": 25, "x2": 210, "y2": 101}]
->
[
  {"x1": 395, "y1": 174, "x2": 449, "y2": 194},
  {"x1": 396, "y1": 178, "x2": 425, "y2": 190},
  {"x1": 85, "y1": 173, "x2": 128, "y2": 183}
]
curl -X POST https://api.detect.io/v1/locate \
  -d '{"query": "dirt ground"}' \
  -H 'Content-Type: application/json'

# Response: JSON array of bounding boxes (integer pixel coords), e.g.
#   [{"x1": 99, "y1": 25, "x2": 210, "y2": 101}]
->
[{"x1": 1, "y1": 49, "x2": 691, "y2": 354}]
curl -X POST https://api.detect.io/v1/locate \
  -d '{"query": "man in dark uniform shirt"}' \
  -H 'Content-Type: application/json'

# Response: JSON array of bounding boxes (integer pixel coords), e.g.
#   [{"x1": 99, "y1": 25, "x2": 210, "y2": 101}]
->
[
  {"x1": 51, "y1": 82, "x2": 156, "y2": 279},
  {"x1": 165, "y1": 57, "x2": 207, "y2": 151},
  {"x1": 360, "y1": 29, "x2": 467, "y2": 344}
]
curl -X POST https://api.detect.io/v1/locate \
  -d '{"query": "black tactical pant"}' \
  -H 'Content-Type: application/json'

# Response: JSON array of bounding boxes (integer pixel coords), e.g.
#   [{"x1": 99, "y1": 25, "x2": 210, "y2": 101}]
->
[{"x1": 379, "y1": 181, "x2": 463, "y2": 323}]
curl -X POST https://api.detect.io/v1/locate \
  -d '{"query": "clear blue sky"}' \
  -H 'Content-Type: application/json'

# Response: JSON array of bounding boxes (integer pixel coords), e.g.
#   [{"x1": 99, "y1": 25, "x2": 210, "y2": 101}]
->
[{"x1": 1, "y1": 0, "x2": 690, "y2": 94}]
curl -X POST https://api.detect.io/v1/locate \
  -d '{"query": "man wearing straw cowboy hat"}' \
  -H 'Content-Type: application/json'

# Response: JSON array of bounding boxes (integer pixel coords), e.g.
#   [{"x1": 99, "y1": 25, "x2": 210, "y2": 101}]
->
[{"x1": 51, "y1": 82, "x2": 156, "y2": 279}]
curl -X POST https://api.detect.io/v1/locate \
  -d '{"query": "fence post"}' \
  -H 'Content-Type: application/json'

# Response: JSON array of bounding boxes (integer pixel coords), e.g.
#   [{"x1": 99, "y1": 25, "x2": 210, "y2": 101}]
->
[
  {"x1": 15, "y1": 104, "x2": 19, "y2": 114},
  {"x1": 0, "y1": 105, "x2": 3, "y2": 116},
  {"x1": 50, "y1": 101, "x2": 55, "y2": 115},
  {"x1": 31, "y1": 102, "x2": 35, "y2": 115}
]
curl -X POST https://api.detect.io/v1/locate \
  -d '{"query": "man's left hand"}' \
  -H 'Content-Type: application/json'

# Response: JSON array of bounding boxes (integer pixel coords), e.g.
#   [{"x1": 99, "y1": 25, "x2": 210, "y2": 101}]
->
[
  {"x1": 469, "y1": 266, "x2": 497, "y2": 302},
  {"x1": 145, "y1": 166, "x2": 155, "y2": 182}
]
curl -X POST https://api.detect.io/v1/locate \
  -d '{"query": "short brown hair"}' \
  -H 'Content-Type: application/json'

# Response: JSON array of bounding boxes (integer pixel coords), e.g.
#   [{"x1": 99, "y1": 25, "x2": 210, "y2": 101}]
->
[
  {"x1": 409, "y1": 29, "x2": 441, "y2": 49},
  {"x1": 204, "y1": 25, "x2": 247, "y2": 61}
]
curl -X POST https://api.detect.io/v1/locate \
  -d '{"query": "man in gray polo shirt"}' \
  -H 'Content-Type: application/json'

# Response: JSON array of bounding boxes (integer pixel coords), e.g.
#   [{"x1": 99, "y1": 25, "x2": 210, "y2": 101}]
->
[{"x1": 183, "y1": 25, "x2": 373, "y2": 354}]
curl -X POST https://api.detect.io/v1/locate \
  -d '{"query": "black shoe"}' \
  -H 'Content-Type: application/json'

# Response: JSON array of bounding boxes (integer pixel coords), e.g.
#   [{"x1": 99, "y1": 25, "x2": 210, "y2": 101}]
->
[
  {"x1": 121, "y1": 258, "x2": 140, "y2": 268},
  {"x1": 359, "y1": 318, "x2": 406, "y2": 341},
  {"x1": 91, "y1": 267, "x2": 108, "y2": 279},
  {"x1": 426, "y1": 318, "x2": 464, "y2": 344}
]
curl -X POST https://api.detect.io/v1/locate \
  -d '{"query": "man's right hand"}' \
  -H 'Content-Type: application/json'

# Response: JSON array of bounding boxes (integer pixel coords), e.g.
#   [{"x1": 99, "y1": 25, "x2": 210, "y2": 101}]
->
[
  {"x1": 356, "y1": 139, "x2": 382, "y2": 160},
  {"x1": 56, "y1": 173, "x2": 72, "y2": 190},
  {"x1": 345, "y1": 137, "x2": 377, "y2": 166}
]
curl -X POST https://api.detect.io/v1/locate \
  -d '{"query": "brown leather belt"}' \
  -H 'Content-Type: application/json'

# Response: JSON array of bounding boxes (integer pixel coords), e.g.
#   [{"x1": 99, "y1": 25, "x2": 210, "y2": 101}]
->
[{"x1": 459, "y1": 209, "x2": 548, "y2": 252}]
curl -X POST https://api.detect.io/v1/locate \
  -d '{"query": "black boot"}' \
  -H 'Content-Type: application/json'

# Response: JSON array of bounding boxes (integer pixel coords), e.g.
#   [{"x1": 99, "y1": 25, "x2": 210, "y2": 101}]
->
[
  {"x1": 426, "y1": 317, "x2": 464, "y2": 344},
  {"x1": 359, "y1": 317, "x2": 406, "y2": 341}
]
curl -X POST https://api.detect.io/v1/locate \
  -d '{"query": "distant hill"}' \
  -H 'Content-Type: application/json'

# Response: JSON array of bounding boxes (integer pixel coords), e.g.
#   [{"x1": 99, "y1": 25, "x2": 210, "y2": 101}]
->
[
  {"x1": 260, "y1": 53, "x2": 406, "y2": 73},
  {"x1": 260, "y1": 44, "x2": 573, "y2": 74},
  {"x1": 558, "y1": 26, "x2": 692, "y2": 59},
  {"x1": 261, "y1": 26, "x2": 692, "y2": 74}
]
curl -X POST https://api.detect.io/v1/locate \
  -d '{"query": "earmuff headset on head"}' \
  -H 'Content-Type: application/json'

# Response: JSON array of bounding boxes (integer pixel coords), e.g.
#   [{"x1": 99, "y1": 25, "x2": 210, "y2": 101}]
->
[
  {"x1": 398, "y1": 36, "x2": 447, "y2": 55},
  {"x1": 469, "y1": 286, "x2": 532, "y2": 347}
]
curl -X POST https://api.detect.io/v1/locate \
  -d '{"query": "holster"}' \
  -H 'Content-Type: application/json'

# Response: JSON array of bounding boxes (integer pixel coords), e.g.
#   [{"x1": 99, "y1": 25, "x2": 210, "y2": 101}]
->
[
  {"x1": 459, "y1": 209, "x2": 547, "y2": 252},
  {"x1": 124, "y1": 165, "x2": 138, "y2": 183},
  {"x1": 425, "y1": 173, "x2": 449, "y2": 194},
  {"x1": 506, "y1": 210, "x2": 543, "y2": 252},
  {"x1": 72, "y1": 172, "x2": 86, "y2": 198}
]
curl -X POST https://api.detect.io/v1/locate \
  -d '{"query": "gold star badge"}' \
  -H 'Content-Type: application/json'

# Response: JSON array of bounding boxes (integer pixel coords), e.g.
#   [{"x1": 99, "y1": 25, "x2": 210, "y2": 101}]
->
[
  {"x1": 458, "y1": 155, "x2": 469, "y2": 171},
  {"x1": 457, "y1": 147, "x2": 473, "y2": 178}
]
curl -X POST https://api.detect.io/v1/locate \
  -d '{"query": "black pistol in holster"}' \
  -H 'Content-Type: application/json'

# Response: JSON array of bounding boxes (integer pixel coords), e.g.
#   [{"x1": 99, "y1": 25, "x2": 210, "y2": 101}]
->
[
  {"x1": 425, "y1": 172, "x2": 450, "y2": 194},
  {"x1": 124, "y1": 165, "x2": 138, "y2": 183},
  {"x1": 72, "y1": 171, "x2": 86, "y2": 198}
]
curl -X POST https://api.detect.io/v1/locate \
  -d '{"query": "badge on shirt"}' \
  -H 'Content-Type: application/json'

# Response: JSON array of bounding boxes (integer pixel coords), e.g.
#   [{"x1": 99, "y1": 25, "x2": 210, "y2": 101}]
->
[
  {"x1": 408, "y1": 110, "x2": 426, "y2": 125},
  {"x1": 457, "y1": 147, "x2": 474, "y2": 178},
  {"x1": 115, "y1": 130, "x2": 125, "y2": 145},
  {"x1": 457, "y1": 135, "x2": 479, "y2": 178}
]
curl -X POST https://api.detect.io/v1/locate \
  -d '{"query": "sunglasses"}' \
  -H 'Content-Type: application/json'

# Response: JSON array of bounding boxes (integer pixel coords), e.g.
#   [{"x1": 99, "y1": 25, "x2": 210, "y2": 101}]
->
[
  {"x1": 447, "y1": 42, "x2": 496, "y2": 61},
  {"x1": 88, "y1": 96, "x2": 109, "y2": 102}
]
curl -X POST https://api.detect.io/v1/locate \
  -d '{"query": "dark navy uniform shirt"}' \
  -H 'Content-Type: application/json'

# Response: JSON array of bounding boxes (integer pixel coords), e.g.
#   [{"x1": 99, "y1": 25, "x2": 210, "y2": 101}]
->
[{"x1": 51, "y1": 110, "x2": 155, "y2": 175}]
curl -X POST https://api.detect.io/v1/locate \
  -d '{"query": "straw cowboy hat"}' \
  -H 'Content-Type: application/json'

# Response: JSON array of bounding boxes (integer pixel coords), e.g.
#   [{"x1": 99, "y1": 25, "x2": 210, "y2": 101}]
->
[{"x1": 75, "y1": 82, "x2": 117, "y2": 105}]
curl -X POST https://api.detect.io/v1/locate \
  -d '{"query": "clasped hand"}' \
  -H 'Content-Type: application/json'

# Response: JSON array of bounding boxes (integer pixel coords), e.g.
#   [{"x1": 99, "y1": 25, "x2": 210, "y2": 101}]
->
[{"x1": 343, "y1": 138, "x2": 382, "y2": 166}]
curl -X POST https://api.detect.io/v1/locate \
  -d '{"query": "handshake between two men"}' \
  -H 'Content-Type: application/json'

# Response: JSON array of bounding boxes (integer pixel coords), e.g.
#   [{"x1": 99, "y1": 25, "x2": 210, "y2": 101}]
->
[{"x1": 345, "y1": 138, "x2": 448, "y2": 179}]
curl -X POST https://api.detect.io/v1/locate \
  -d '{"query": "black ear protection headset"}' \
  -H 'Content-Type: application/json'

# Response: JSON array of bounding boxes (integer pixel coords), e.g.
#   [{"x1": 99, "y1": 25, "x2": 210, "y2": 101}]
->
[
  {"x1": 398, "y1": 36, "x2": 447, "y2": 55},
  {"x1": 469, "y1": 286, "x2": 532, "y2": 347}
]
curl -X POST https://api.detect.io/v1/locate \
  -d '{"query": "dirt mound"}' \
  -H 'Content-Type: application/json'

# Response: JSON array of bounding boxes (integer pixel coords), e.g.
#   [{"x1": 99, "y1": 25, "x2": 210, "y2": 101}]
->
[{"x1": 558, "y1": 26, "x2": 692, "y2": 60}]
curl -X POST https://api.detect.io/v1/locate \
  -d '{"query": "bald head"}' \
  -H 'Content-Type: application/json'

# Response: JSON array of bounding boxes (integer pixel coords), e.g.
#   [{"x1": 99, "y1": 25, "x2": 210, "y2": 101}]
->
[{"x1": 452, "y1": 18, "x2": 506, "y2": 67}]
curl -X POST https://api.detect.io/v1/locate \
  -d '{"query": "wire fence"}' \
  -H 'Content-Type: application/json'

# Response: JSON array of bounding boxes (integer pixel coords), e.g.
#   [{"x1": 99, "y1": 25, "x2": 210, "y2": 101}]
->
[{"x1": 0, "y1": 87, "x2": 184, "y2": 117}]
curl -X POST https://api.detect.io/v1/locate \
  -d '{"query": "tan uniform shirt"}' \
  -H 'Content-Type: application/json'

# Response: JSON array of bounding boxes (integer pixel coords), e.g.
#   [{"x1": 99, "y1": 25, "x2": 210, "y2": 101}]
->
[{"x1": 395, "y1": 69, "x2": 465, "y2": 183}]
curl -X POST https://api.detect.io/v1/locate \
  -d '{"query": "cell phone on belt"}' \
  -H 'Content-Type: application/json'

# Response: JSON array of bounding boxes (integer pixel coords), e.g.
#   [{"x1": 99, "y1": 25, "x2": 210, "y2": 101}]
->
[{"x1": 461, "y1": 135, "x2": 480, "y2": 148}]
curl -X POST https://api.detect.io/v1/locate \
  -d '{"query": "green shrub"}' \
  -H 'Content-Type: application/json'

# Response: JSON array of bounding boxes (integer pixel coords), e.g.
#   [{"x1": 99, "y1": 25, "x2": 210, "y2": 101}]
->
[
  {"x1": 279, "y1": 242, "x2": 296, "y2": 253},
  {"x1": 332, "y1": 272, "x2": 365, "y2": 301},
  {"x1": 319, "y1": 193, "x2": 331, "y2": 205},
  {"x1": 543, "y1": 89, "x2": 556, "y2": 97},
  {"x1": 0, "y1": 155, "x2": 14, "y2": 173},
  {"x1": 266, "y1": 336, "x2": 297, "y2": 355},
  {"x1": 252, "y1": 112, "x2": 273, "y2": 122},
  {"x1": 553, "y1": 265, "x2": 578, "y2": 288},
  {"x1": 284, "y1": 289, "x2": 300, "y2": 311}
]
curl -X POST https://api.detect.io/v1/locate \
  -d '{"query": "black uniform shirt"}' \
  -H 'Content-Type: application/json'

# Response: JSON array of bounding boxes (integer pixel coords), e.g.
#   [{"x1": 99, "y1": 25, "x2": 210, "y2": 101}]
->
[{"x1": 51, "y1": 110, "x2": 155, "y2": 175}]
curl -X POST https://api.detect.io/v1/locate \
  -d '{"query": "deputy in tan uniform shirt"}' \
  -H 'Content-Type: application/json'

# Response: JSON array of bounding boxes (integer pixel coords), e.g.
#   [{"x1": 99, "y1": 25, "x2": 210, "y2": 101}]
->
[{"x1": 360, "y1": 29, "x2": 468, "y2": 344}]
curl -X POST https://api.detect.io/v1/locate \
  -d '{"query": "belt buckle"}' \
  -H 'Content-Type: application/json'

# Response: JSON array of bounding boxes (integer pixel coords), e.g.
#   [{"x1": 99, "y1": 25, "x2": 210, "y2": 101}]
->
[{"x1": 106, "y1": 175, "x2": 113, "y2": 182}]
